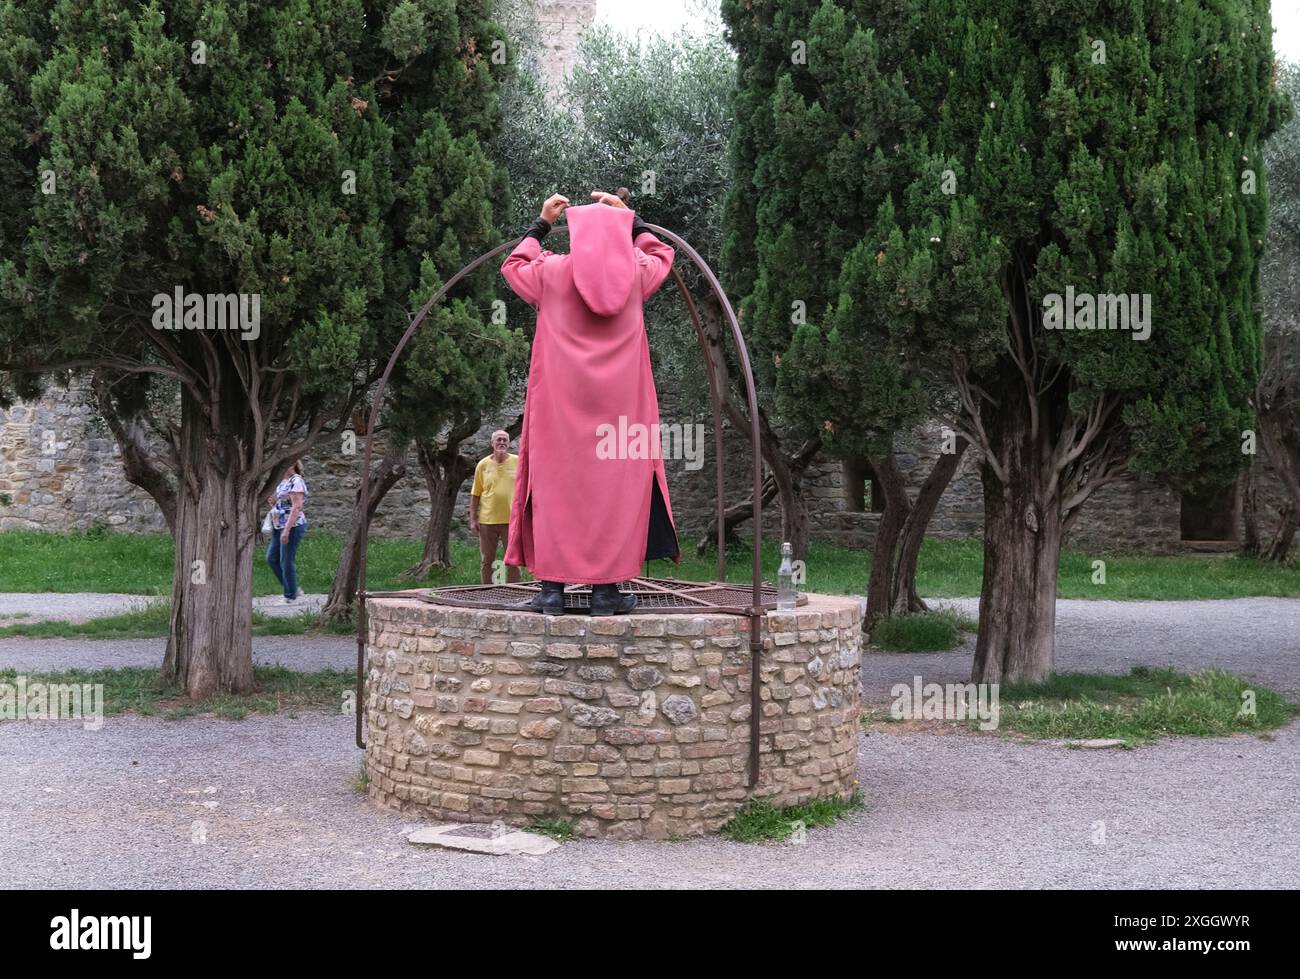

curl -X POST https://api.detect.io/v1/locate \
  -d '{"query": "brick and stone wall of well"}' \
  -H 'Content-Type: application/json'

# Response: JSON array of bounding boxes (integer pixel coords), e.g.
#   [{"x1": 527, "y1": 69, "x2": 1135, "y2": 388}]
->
[{"x1": 363, "y1": 593, "x2": 863, "y2": 840}]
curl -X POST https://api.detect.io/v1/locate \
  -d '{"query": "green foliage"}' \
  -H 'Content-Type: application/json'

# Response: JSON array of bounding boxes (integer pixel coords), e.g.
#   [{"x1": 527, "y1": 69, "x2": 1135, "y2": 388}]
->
[
  {"x1": 719, "y1": 789, "x2": 865, "y2": 843},
  {"x1": 0, "y1": 2, "x2": 523, "y2": 680},
  {"x1": 723, "y1": 1, "x2": 1291, "y2": 676},
  {"x1": 352, "y1": 759, "x2": 371, "y2": 794},
  {"x1": 871, "y1": 607, "x2": 974, "y2": 651},
  {"x1": 492, "y1": 14, "x2": 735, "y2": 405},
  {"x1": 528, "y1": 817, "x2": 576, "y2": 842},
  {"x1": 0, "y1": 0, "x2": 520, "y2": 482},
  {"x1": 1264, "y1": 62, "x2": 1300, "y2": 347},
  {"x1": 1256, "y1": 60, "x2": 1300, "y2": 539},
  {"x1": 719, "y1": 0, "x2": 973, "y2": 457},
  {"x1": 723, "y1": 0, "x2": 1287, "y2": 493}
]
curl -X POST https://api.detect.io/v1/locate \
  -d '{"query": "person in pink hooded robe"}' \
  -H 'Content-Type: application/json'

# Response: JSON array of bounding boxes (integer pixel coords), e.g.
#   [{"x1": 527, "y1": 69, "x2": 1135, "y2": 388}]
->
[{"x1": 500, "y1": 191, "x2": 681, "y2": 614}]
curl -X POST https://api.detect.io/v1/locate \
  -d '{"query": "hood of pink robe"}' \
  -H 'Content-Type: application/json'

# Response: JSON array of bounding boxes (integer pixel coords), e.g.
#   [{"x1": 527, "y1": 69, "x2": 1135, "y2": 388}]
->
[{"x1": 565, "y1": 203, "x2": 636, "y2": 317}]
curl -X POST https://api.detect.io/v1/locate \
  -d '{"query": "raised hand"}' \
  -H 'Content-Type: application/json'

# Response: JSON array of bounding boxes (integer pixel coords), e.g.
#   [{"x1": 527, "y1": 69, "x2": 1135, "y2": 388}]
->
[
  {"x1": 590, "y1": 189, "x2": 628, "y2": 209},
  {"x1": 541, "y1": 194, "x2": 569, "y2": 223}
]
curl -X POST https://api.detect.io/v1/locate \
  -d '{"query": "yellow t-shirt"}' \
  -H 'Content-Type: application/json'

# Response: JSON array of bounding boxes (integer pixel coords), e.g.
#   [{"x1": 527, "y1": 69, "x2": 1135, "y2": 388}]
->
[{"x1": 472, "y1": 453, "x2": 518, "y2": 525}]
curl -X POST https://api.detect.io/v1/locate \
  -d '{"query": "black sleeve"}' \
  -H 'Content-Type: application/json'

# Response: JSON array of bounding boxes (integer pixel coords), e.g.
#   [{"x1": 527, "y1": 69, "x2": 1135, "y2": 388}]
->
[{"x1": 523, "y1": 216, "x2": 551, "y2": 242}]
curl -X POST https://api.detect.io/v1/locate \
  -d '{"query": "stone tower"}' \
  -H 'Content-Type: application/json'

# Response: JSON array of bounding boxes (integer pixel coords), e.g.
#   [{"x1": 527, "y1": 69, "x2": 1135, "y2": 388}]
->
[{"x1": 533, "y1": 0, "x2": 598, "y2": 95}]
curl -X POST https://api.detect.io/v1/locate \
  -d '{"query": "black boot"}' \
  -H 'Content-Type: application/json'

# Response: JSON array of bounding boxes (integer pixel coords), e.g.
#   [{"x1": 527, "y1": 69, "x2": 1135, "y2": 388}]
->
[
  {"x1": 589, "y1": 582, "x2": 636, "y2": 616},
  {"x1": 515, "y1": 580, "x2": 565, "y2": 614}
]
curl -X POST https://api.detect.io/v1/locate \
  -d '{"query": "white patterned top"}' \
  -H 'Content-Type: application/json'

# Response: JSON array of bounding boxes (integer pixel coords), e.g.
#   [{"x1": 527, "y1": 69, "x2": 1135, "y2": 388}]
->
[{"x1": 272, "y1": 474, "x2": 308, "y2": 530}]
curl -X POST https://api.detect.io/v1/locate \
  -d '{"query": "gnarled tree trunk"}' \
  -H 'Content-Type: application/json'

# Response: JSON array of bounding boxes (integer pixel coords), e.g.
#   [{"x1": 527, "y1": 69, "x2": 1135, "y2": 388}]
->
[
  {"x1": 161, "y1": 382, "x2": 258, "y2": 697},
  {"x1": 890, "y1": 438, "x2": 968, "y2": 614},
  {"x1": 1245, "y1": 468, "x2": 1297, "y2": 561},
  {"x1": 403, "y1": 438, "x2": 474, "y2": 578},
  {"x1": 402, "y1": 415, "x2": 492, "y2": 580},
  {"x1": 859, "y1": 437, "x2": 969, "y2": 634},
  {"x1": 863, "y1": 449, "x2": 909, "y2": 631},
  {"x1": 696, "y1": 475, "x2": 778, "y2": 555},
  {"x1": 1270, "y1": 505, "x2": 1299, "y2": 561},
  {"x1": 92, "y1": 373, "x2": 179, "y2": 535},
  {"x1": 970, "y1": 382, "x2": 1062, "y2": 685},
  {"x1": 695, "y1": 291, "x2": 819, "y2": 561},
  {"x1": 320, "y1": 441, "x2": 408, "y2": 624},
  {"x1": 767, "y1": 439, "x2": 812, "y2": 559},
  {"x1": 1253, "y1": 383, "x2": 1300, "y2": 562}
]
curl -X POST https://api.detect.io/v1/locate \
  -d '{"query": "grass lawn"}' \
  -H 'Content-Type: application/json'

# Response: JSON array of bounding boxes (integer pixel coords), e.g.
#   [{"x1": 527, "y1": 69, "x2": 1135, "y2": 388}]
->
[
  {"x1": 1, "y1": 529, "x2": 1298, "y2": 601},
  {"x1": 0, "y1": 603, "x2": 335, "y2": 639},
  {"x1": 0, "y1": 665, "x2": 353, "y2": 721},
  {"x1": 863, "y1": 667, "x2": 1299, "y2": 746}
]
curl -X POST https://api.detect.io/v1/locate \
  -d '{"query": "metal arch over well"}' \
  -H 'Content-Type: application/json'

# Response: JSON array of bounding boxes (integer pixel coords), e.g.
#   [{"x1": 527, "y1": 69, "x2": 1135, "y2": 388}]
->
[{"x1": 355, "y1": 221, "x2": 769, "y2": 785}]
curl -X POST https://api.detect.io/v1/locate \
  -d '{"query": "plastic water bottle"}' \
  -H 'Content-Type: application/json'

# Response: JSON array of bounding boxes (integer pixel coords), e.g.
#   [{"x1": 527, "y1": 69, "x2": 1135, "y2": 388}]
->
[{"x1": 777, "y1": 542, "x2": 797, "y2": 610}]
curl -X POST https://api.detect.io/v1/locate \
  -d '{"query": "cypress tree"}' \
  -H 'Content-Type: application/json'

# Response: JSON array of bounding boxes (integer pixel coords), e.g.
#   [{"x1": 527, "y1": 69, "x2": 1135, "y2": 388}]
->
[
  {"x1": 0, "y1": 1, "x2": 514, "y2": 695},
  {"x1": 721, "y1": 0, "x2": 1004, "y2": 624},
  {"x1": 723, "y1": 0, "x2": 1288, "y2": 680}
]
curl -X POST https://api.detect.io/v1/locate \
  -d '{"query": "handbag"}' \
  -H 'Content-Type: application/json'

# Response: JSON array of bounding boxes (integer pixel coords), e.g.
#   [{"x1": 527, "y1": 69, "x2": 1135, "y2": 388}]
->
[{"x1": 261, "y1": 508, "x2": 275, "y2": 534}]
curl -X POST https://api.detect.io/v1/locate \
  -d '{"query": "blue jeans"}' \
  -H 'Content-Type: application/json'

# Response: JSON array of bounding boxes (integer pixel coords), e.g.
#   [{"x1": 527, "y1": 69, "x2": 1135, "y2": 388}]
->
[{"x1": 267, "y1": 523, "x2": 307, "y2": 599}]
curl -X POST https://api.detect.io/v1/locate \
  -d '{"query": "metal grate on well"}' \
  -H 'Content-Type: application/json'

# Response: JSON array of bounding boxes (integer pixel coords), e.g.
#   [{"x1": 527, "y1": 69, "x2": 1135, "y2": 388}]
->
[{"x1": 405, "y1": 576, "x2": 805, "y2": 615}]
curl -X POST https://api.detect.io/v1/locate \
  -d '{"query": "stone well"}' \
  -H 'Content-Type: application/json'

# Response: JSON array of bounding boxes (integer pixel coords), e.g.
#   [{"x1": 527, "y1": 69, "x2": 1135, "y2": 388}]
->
[{"x1": 363, "y1": 593, "x2": 863, "y2": 840}]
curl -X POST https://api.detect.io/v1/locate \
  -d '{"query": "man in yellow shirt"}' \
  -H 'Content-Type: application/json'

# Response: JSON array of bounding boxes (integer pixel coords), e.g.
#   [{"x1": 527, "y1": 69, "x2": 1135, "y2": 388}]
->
[{"x1": 470, "y1": 430, "x2": 520, "y2": 584}]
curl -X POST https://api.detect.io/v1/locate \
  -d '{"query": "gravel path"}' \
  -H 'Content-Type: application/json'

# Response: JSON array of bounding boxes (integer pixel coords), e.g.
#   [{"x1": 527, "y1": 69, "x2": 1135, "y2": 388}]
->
[
  {"x1": 1, "y1": 711, "x2": 1294, "y2": 889},
  {"x1": 0, "y1": 591, "x2": 327, "y2": 625},
  {"x1": 3, "y1": 596, "x2": 1295, "y2": 701},
  {"x1": 0, "y1": 592, "x2": 158, "y2": 625},
  {"x1": 0, "y1": 634, "x2": 356, "y2": 673},
  {"x1": 876, "y1": 597, "x2": 1300, "y2": 701},
  {"x1": 2, "y1": 595, "x2": 1295, "y2": 888}
]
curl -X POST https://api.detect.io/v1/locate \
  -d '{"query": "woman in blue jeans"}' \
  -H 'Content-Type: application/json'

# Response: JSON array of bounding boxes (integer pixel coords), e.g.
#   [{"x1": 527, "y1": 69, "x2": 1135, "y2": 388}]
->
[{"x1": 266, "y1": 461, "x2": 309, "y2": 604}]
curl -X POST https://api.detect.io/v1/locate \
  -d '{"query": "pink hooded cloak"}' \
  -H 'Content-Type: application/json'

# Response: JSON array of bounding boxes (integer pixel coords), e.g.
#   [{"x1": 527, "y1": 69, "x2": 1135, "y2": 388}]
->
[{"x1": 500, "y1": 203, "x2": 680, "y2": 584}]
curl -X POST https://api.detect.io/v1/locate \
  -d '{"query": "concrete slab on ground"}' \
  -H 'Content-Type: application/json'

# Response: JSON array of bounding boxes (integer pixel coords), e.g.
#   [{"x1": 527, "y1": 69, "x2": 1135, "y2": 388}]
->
[{"x1": 406, "y1": 823, "x2": 560, "y2": 856}]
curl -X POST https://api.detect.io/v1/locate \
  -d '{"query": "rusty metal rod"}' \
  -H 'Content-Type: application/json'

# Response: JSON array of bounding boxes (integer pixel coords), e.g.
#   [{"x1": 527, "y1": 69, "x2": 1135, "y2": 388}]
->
[
  {"x1": 669, "y1": 267, "x2": 727, "y2": 582},
  {"x1": 354, "y1": 236, "x2": 520, "y2": 749},
  {"x1": 652, "y1": 229, "x2": 766, "y2": 787}
]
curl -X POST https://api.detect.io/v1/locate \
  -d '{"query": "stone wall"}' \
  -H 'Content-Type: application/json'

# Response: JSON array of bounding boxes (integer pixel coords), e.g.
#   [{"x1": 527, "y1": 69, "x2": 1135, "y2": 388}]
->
[
  {"x1": 1, "y1": 380, "x2": 1292, "y2": 559},
  {"x1": 671, "y1": 412, "x2": 1291, "y2": 557},
  {"x1": 363, "y1": 593, "x2": 863, "y2": 840},
  {"x1": 0, "y1": 386, "x2": 168, "y2": 533}
]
